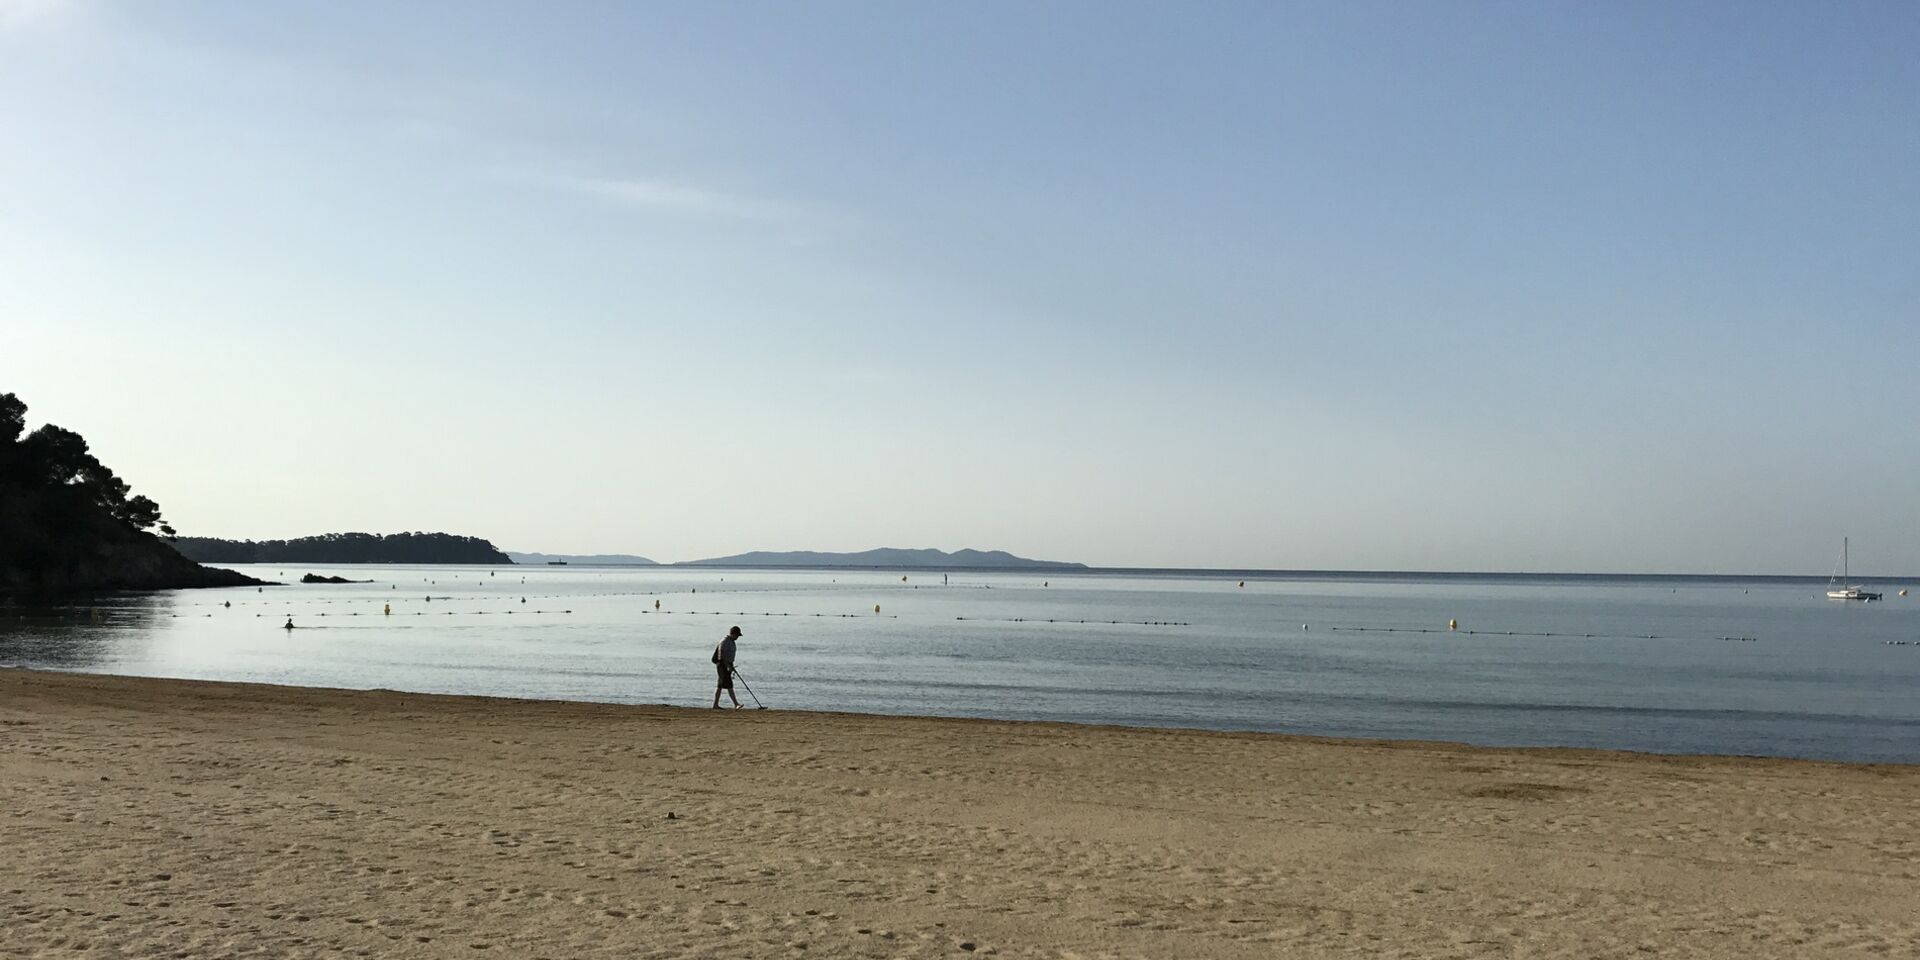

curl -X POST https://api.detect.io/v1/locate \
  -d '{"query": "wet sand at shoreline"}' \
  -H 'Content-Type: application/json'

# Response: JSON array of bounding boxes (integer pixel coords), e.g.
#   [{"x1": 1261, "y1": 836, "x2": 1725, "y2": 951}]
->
[{"x1": 3, "y1": 668, "x2": 1916, "y2": 958}]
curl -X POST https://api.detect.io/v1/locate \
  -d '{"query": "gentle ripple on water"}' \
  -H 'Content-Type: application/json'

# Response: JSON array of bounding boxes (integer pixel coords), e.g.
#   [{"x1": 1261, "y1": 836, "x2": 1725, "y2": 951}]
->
[{"x1": 3, "y1": 565, "x2": 1917, "y2": 762}]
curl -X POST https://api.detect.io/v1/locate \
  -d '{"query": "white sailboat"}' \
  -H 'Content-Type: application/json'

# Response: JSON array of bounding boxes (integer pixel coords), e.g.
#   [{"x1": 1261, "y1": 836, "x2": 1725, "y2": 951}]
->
[{"x1": 1826, "y1": 537, "x2": 1882, "y2": 601}]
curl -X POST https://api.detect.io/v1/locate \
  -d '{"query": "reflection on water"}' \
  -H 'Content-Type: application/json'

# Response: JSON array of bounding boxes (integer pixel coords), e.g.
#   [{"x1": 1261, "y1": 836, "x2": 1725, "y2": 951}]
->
[{"x1": 0, "y1": 595, "x2": 175, "y2": 669}]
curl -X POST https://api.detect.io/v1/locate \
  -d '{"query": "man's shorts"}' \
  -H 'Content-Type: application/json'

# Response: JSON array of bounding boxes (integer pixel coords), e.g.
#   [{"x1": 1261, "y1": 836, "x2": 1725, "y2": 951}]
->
[{"x1": 716, "y1": 662, "x2": 733, "y2": 689}]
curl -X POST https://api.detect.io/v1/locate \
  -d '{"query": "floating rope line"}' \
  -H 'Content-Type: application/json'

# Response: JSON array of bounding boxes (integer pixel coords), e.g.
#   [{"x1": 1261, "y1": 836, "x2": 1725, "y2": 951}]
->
[
  {"x1": 175, "y1": 582, "x2": 968, "y2": 607},
  {"x1": 1325, "y1": 626, "x2": 1758, "y2": 642},
  {"x1": 638, "y1": 610, "x2": 899, "y2": 619},
  {"x1": 953, "y1": 616, "x2": 1190, "y2": 626},
  {"x1": 227, "y1": 609, "x2": 576, "y2": 618},
  {"x1": 181, "y1": 608, "x2": 899, "y2": 620}
]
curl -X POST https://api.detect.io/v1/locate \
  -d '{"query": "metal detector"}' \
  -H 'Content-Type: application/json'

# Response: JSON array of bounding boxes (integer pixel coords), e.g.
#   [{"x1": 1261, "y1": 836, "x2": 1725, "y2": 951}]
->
[{"x1": 731, "y1": 666, "x2": 768, "y2": 709}]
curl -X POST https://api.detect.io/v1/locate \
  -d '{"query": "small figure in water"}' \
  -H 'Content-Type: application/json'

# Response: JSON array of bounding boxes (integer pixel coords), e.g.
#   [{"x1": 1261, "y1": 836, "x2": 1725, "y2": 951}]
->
[
  {"x1": 283, "y1": 617, "x2": 295, "y2": 630},
  {"x1": 224, "y1": 601, "x2": 231, "y2": 608}
]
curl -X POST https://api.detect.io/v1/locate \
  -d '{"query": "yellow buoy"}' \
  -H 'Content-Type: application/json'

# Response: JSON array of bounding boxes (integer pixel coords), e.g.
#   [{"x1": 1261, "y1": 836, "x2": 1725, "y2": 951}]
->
[
  {"x1": 874, "y1": 604, "x2": 881, "y2": 614},
  {"x1": 1448, "y1": 618, "x2": 1458, "y2": 631},
  {"x1": 383, "y1": 603, "x2": 391, "y2": 616}
]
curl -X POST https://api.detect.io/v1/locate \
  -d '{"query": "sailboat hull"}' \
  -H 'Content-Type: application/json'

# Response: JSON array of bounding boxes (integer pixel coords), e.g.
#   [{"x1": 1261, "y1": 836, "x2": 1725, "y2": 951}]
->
[{"x1": 1826, "y1": 539, "x2": 1879, "y2": 600}]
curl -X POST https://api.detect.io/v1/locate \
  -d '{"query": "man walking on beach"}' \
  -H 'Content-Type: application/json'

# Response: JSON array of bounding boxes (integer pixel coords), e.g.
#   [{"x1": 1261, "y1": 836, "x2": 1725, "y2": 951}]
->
[{"x1": 712, "y1": 626, "x2": 742, "y2": 709}]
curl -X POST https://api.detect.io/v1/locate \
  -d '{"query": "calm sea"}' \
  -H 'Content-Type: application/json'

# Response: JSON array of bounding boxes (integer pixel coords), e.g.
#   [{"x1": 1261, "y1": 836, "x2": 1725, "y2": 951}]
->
[{"x1": 4, "y1": 565, "x2": 1917, "y2": 762}]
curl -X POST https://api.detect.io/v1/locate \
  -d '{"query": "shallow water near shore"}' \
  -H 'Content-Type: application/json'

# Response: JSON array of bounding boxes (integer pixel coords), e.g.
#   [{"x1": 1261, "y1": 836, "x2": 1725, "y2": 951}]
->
[{"x1": 4, "y1": 565, "x2": 1918, "y2": 762}]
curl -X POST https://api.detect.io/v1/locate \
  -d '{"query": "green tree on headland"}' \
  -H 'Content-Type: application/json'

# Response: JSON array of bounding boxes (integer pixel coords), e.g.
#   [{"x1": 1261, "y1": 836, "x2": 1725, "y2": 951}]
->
[
  {"x1": 1, "y1": 393, "x2": 168, "y2": 533},
  {"x1": 172, "y1": 532, "x2": 513, "y2": 565},
  {"x1": 1, "y1": 391, "x2": 261, "y2": 594}
]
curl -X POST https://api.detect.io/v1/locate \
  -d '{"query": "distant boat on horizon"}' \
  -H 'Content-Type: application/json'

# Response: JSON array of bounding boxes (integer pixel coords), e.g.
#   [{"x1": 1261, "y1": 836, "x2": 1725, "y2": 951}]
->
[
  {"x1": 547, "y1": 560, "x2": 568, "y2": 566},
  {"x1": 1826, "y1": 538, "x2": 1881, "y2": 602}
]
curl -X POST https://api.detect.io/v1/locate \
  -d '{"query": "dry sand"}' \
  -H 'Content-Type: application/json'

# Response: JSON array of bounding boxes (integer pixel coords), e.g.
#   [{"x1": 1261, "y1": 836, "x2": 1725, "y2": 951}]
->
[{"x1": 3, "y1": 669, "x2": 1917, "y2": 959}]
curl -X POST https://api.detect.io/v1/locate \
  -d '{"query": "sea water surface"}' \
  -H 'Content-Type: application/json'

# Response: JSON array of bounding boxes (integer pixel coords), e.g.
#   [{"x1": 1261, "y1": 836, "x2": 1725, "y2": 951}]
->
[{"x1": 4, "y1": 565, "x2": 1918, "y2": 762}]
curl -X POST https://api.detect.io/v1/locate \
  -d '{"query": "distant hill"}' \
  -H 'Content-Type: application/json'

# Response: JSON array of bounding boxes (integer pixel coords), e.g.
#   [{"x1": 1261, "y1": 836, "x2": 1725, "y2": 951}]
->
[
  {"x1": 0, "y1": 391, "x2": 264, "y2": 595},
  {"x1": 679, "y1": 547, "x2": 1085, "y2": 569},
  {"x1": 508, "y1": 552, "x2": 658, "y2": 566},
  {"x1": 174, "y1": 533, "x2": 513, "y2": 565}
]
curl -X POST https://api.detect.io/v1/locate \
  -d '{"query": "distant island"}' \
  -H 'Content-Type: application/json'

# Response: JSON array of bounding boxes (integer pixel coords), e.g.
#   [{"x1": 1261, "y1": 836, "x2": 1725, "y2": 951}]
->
[
  {"x1": 174, "y1": 532, "x2": 513, "y2": 565},
  {"x1": 678, "y1": 547, "x2": 1085, "y2": 569},
  {"x1": 0, "y1": 392, "x2": 264, "y2": 595},
  {"x1": 508, "y1": 552, "x2": 658, "y2": 566}
]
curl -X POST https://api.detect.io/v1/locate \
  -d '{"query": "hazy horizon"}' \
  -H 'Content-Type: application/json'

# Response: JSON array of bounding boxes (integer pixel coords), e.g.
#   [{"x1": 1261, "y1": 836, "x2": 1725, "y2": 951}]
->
[
  {"x1": 133, "y1": 537, "x2": 1920, "y2": 579},
  {"x1": 4, "y1": 1, "x2": 1916, "y2": 575}
]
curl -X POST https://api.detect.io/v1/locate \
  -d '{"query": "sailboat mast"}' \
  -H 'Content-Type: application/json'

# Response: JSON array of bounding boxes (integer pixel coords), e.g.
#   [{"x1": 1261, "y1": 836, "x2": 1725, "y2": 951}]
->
[{"x1": 1844, "y1": 537, "x2": 1849, "y2": 583}]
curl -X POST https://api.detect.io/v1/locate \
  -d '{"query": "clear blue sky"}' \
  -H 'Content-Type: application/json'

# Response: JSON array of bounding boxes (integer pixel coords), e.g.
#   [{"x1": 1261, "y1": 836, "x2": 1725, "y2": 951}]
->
[{"x1": 3, "y1": 0, "x2": 1916, "y2": 572}]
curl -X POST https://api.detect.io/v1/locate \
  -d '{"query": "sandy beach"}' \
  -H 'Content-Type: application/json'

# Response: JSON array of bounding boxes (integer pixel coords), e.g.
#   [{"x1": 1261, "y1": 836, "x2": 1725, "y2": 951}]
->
[{"x1": 3, "y1": 669, "x2": 1916, "y2": 958}]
